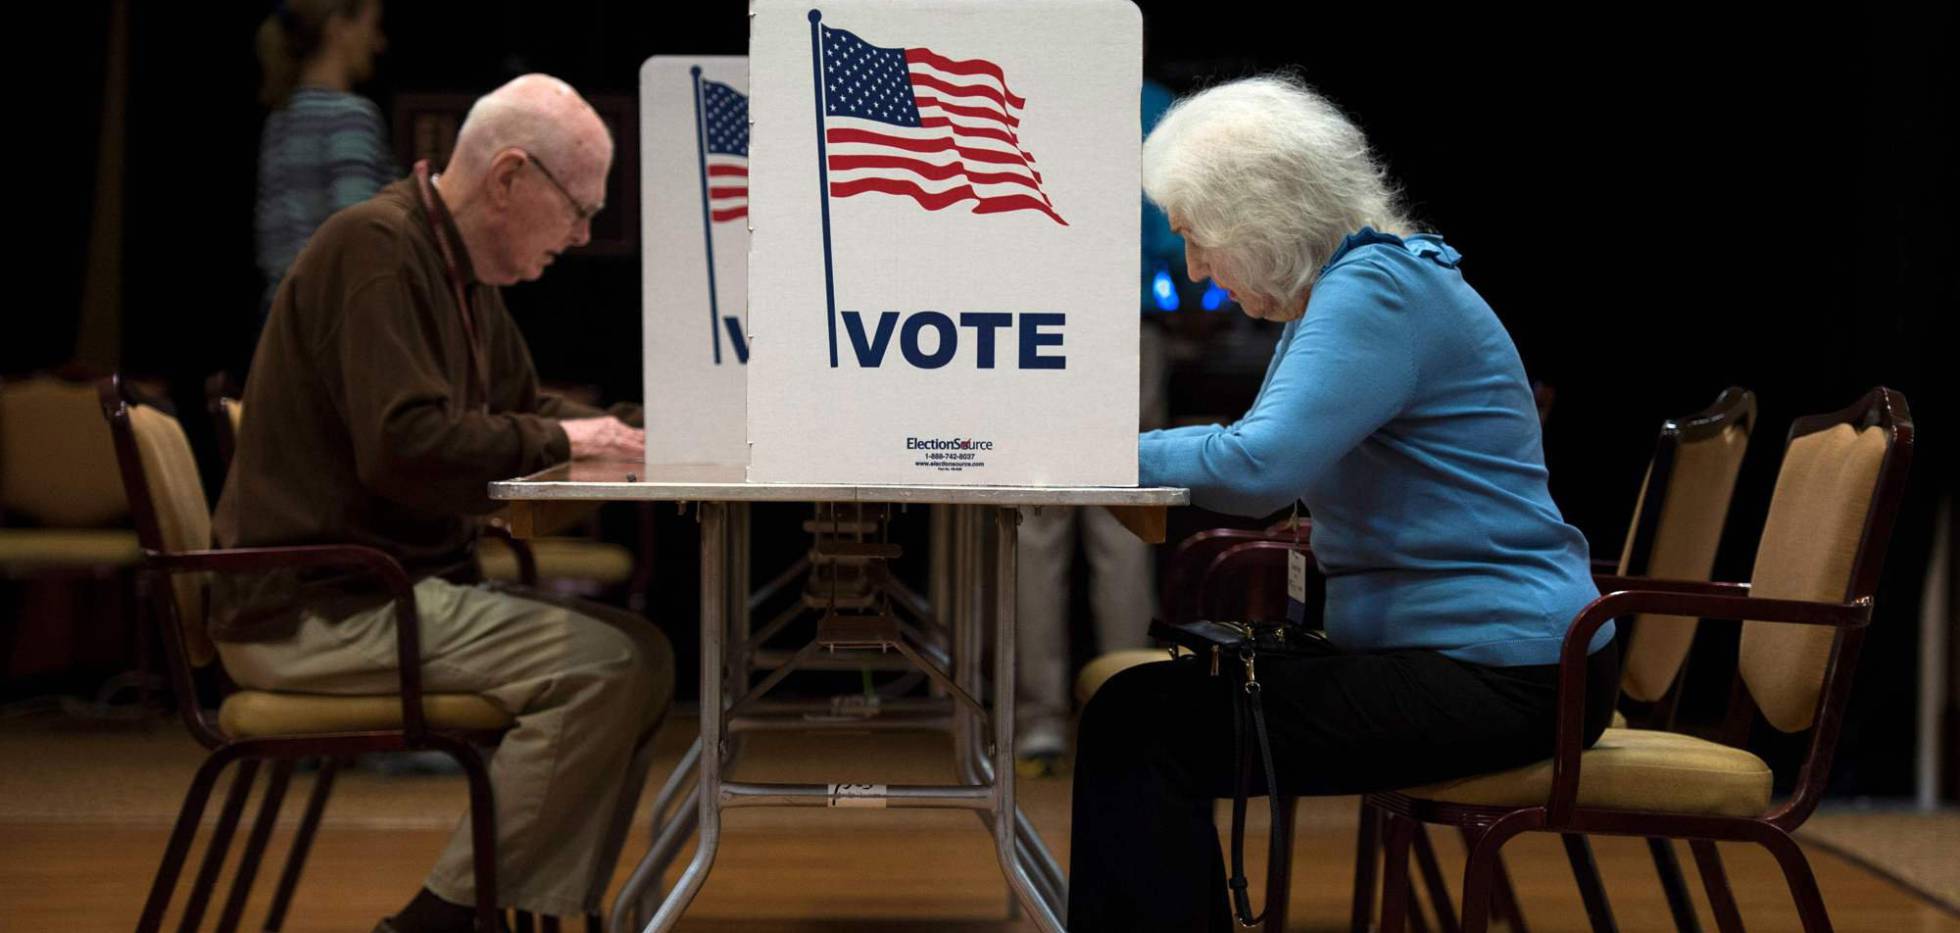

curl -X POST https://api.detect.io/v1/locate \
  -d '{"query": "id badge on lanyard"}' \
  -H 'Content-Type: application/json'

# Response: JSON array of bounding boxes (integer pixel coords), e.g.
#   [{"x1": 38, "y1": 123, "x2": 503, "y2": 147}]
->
[
  {"x1": 412, "y1": 159, "x2": 490, "y2": 412},
  {"x1": 1283, "y1": 502, "x2": 1310, "y2": 625}
]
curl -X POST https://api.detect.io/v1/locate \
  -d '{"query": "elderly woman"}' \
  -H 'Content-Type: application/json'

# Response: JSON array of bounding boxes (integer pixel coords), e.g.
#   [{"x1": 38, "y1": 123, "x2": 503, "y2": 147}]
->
[{"x1": 1067, "y1": 77, "x2": 1621, "y2": 931}]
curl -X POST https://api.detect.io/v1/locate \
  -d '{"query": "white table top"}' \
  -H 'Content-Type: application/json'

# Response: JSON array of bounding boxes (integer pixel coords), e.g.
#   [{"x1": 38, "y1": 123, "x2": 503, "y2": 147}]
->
[{"x1": 489, "y1": 461, "x2": 1188, "y2": 507}]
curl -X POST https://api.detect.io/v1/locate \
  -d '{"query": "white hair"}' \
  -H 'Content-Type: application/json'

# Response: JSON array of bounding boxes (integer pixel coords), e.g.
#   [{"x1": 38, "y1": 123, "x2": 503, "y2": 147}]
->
[
  {"x1": 1142, "y1": 76, "x2": 1413, "y2": 301},
  {"x1": 447, "y1": 74, "x2": 610, "y2": 182}
]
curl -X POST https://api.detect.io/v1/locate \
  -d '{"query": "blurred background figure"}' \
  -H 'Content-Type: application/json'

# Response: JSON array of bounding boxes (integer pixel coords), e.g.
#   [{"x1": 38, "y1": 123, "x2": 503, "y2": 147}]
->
[
  {"x1": 254, "y1": 0, "x2": 394, "y2": 320},
  {"x1": 1014, "y1": 78, "x2": 1180, "y2": 772}
]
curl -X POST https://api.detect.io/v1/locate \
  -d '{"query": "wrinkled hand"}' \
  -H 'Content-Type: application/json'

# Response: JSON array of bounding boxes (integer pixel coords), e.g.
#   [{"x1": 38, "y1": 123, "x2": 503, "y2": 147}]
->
[{"x1": 560, "y1": 416, "x2": 645, "y2": 461}]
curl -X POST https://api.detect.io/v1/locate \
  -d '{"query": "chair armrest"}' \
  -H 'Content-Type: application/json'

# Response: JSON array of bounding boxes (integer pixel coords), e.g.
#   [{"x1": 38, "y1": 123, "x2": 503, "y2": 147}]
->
[
  {"x1": 1590, "y1": 574, "x2": 1752, "y2": 599},
  {"x1": 481, "y1": 522, "x2": 539, "y2": 586},
  {"x1": 1544, "y1": 587, "x2": 1871, "y2": 824},
  {"x1": 148, "y1": 544, "x2": 432, "y2": 741}
]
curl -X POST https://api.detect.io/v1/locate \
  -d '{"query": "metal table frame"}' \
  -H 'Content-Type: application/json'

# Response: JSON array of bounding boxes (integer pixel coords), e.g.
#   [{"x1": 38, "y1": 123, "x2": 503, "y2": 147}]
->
[{"x1": 489, "y1": 464, "x2": 1185, "y2": 933}]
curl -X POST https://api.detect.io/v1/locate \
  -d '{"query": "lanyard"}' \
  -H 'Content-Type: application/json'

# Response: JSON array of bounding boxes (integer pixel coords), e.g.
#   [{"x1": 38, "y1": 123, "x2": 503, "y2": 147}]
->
[{"x1": 412, "y1": 159, "x2": 490, "y2": 410}]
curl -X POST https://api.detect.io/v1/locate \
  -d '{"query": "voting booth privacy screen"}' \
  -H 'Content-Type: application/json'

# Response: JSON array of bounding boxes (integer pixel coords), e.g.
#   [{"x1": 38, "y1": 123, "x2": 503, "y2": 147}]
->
[
  {"x1": 745, "y1": 0, "x2": 1142, "y2": 486},
  {"x1": 642, "y1": 56, "x2": 751, "y2": 468}
]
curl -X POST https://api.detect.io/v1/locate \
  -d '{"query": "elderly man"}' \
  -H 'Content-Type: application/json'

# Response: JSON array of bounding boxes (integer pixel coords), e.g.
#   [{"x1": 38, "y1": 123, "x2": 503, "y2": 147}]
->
[{"x1": 214, "y1": 74, "x2": 672, "y2": 932}]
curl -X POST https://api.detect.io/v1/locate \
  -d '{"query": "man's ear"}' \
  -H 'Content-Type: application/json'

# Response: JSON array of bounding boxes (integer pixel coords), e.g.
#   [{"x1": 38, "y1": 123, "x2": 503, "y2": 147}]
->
[{"x1": 484, "y1": 149, "x2": 526, "y2": 210}]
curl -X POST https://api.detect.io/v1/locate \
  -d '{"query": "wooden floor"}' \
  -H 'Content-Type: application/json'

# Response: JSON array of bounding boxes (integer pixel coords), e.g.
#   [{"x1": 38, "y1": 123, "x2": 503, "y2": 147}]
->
[{"x1": 1, "y1": 715, "x2": 1954, "y2": 932}]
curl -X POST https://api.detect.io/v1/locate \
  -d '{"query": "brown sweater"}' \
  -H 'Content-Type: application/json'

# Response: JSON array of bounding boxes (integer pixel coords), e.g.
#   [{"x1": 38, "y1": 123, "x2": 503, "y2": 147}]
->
[{"x1": 213, "y1": 178, "x2": 615, "y2": 640}]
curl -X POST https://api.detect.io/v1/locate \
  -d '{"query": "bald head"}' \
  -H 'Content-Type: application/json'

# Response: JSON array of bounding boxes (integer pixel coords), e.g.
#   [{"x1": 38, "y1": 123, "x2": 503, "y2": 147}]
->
[
  {"x1": 447, "y1": 74, "x2": 612, "y2": 186},
  {"x1": 435, "y1": 74, "x2": 613, "y2": 285}
]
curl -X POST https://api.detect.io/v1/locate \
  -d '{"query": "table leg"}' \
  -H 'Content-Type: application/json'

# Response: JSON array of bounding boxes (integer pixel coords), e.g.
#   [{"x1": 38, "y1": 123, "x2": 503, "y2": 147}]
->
[
  {"x1": 990, "y1": 505, "x2": 1066, "y2": 932},
  {"x1": 609, "y1": 781, "x2": 700, "y2": 933},
  {"x1": 644, "y1": 738, "x2": 702, "y2": 844},
  {"x1": 724, "y1": 502, "x2": 752, "y2": 766},
  {"x1": 607, "y1": 737, "x2": 702, "y2": 933},
  {"x1": 641, "y1": 501, "x2": 729, "y2": 933},
  {"x1": 929, "y1": 503, "x2": 953, "y2": 651},
  {"x1": 1015, "y1": 805, "x2": 1069, "y2": 913},
  {"x1": 952, "y1": 505, "x2": 986, "y2": 786},
  {"x1": 965, "y1": 745, "x2": 1067, "y2": 923}
]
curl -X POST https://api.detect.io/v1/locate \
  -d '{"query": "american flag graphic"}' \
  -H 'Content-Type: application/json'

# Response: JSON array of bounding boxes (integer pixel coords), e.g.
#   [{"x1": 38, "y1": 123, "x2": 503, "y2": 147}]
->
[
  {"x1": 700, "y1": 79, "x2": 748, "y2": 222},
  {"x1": 818, "y1": 24, "x2": 1066, "y2": 225}
]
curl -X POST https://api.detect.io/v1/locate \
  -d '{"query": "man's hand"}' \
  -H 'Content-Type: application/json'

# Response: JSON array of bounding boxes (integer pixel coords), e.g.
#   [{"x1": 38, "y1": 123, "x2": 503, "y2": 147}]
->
[{"x1": 560, "y1": 416, "x2": 644, "y2": 460}]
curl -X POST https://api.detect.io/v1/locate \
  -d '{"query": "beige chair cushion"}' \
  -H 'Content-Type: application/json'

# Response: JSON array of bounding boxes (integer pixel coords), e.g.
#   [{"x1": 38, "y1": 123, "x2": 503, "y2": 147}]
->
[
  {"x1": 1399, "y1": 727, "x2": 1771, "y2": 818},
  {"x1": 1073, "y1": 648, "x2": 1187, "y2": 707},
  {"x1": 0, "y1": 528, "x2": 141, "y2": 568},
  {"x1": 219, "y1": 690, "x2": 513, "y2": 738},
  {"x1": 477, "y1": 537, "x2": 636, "y2": 585},
  {"x1": 1621, "y1": 424, "x2": 1749, "y2": 702},
  {"x1": 0, "y1": 377, "x2": 130, "y2": 527},
  {"x1": 126, "y1": 404, "x2": 216, "y2": 666},
  {"x1": 1742, "y1": 423, "x2": 1887, "y2": 732},
  {"x1": 1610, "y1": 709, "x2": 1628, "y2": 730}
]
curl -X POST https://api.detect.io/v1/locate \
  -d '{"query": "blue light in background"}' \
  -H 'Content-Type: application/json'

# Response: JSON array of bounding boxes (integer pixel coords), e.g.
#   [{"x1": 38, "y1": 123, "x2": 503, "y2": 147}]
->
[
  {"x1": 1202, "y1": 281, "x2": 1229, "y2": 311},
  {"x1": 1151, "y1": 267, "x2": 1180, "y2": 311}
]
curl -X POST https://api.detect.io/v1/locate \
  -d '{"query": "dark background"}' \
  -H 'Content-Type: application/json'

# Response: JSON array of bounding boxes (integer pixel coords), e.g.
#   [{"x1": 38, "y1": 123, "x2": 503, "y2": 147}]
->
[{"x1": 28, "y1": 3, "x2": 1956, "y2": 797}]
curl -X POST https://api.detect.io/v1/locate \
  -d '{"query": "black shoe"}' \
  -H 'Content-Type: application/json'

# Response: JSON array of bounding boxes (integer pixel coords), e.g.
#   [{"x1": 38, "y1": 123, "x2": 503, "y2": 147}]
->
[
  {"x1": 375, "y1": 914, "x2": 511, "y2": 933},
  {"x1": 381, "y1": 886, "x2": 510, "y2": 933}
]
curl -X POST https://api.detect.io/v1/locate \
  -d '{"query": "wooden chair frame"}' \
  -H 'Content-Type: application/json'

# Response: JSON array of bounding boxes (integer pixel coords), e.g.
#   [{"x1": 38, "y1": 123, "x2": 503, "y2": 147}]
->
[
  {"x1": 1193, "y1": 387, "x2": 1761, "y2": 933},
  {"x1": 1368, "y1": 387, "x2": 1912, "y2": 933},
  {"x1": 104, "y1": 376, "x2": 507, "y2": 933},
  {"x1": 1581, "y1": 386, "x2": 1759, "y2": 933}
]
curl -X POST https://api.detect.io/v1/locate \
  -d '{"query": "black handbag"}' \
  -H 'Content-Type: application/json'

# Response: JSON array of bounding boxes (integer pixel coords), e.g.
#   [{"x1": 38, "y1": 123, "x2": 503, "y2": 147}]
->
[{"x1": 1146, "y1": 618, "x2": 1331, "y2": 927}]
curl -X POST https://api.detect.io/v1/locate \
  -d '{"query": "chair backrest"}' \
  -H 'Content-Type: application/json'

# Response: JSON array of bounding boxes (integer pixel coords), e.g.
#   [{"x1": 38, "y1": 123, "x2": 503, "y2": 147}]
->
[
  {"x1": 99, "y1": 378, "x2": 217, "y2": 667},
  {"x1": 1199, "y1": 539, "x2": 1315, "y2": 625},
  {"x1": 0, "y1": 374, "x2": 130, "y2": 527},
  {"x1": 205, "y1": 371, "x2": 241, "y2": 469},
  {"x1": 1616, "y1": 387, "x2": 1756, "y2": 702},
  {"x1": 1740, "y1": 388, "x2": 1912, "y2": 734},
  {"x1": 1162, "y1": 522, "x2": 1308, "y2": 626},
  {"x1": 1532, "y1": 380, "x2": 1557, "y2": 426},
  {"x1": 216, "y1": 398, "x2": 242, "y2": 468}
]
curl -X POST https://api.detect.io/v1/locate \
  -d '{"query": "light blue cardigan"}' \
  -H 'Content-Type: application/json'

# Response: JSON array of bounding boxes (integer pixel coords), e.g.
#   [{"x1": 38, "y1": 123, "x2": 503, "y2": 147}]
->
[{"x1": 1140, "y1": 229, "x2": 1609, "y2": 667}]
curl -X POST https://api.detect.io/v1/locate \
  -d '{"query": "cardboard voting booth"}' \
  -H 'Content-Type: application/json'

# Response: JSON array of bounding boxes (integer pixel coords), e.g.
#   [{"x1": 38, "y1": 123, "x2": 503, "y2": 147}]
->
[
  {"x1": 746, "y1": 0, "x2": 1142, "y2": 486},
  {"x1": 641, "y1": 56, "x2": 752, "y2": 468}
]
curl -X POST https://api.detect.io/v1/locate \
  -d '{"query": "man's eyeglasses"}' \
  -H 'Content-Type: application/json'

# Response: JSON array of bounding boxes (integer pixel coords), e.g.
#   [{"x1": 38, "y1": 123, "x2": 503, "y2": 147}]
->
[{"x1": 521, "y1": 150, "x2": 602, "y2": 224}]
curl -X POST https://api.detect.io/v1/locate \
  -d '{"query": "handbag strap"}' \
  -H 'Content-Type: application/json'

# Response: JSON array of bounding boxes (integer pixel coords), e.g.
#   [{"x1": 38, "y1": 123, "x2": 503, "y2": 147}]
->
[{"x1": 1228, "y1": 653, "x2": 1283, "y2": 927}]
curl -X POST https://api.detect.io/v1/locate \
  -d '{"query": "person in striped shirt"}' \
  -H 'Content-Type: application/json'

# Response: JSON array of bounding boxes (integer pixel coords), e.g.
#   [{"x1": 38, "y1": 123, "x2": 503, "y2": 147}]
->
[{"x1": 254, "y1": 0, "x2": 394, "y2": 315}]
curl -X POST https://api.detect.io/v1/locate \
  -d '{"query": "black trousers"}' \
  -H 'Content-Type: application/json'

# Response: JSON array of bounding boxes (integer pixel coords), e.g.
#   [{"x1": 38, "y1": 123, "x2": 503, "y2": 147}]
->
[{"x1": 1066, "y1": 639, "x2": 1619, "y2": 932}]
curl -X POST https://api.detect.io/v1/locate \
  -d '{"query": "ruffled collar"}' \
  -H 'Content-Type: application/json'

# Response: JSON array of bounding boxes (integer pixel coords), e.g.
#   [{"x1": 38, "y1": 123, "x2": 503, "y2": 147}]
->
[{"x1": 1321, "y1": 226, "x2": 1463, "y2": 274}]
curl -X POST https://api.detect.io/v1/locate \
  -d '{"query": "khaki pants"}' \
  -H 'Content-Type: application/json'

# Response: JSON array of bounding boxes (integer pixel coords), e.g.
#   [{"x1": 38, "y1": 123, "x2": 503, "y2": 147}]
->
[{"x1": 217, "y1": 578, "x2": 675, "y2": 917}]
